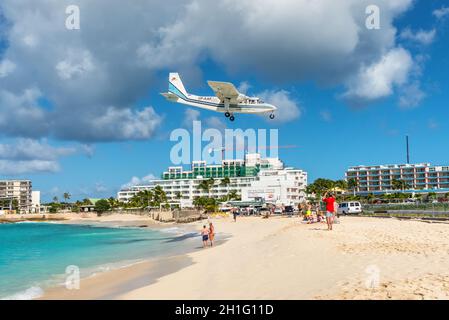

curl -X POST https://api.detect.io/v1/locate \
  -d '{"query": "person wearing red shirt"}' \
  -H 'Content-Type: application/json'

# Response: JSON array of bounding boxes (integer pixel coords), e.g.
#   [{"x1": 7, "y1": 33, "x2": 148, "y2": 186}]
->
[{"x1": 322, "y1": 192, "x2": 336, "y2": 231}]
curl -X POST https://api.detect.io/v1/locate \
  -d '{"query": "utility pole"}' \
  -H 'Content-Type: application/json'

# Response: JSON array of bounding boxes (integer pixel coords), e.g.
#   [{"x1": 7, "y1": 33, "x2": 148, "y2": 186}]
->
[{"x1": 406, "y1": 135, "x2": 410, "y2": 164}]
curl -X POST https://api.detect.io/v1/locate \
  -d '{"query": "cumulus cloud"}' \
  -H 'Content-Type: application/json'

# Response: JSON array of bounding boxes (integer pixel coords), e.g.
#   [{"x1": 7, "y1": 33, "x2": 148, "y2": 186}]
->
[
  {"x1": 400, "y1": 28, "x2": 436, "y2": 45},
  {"x1": 0, "y1": 0, "x2": 421, "y2": 139},
  {"x1": 258, "y1": 90, "x2": 301, "y2": 122},
  {"x1": 0, "y1": 138, "x2": 76, "y2": 161},
  {"x1": 0, "y1": 0, "x2": 174, "y2": 142},
  {"x1": 55, "y1": 50, "x2": 95, "y2": 80},
  {"x1": 342, "y1": 48, "x2": 413, "y2": 105},
  {"x1": 54, "y1": 106, "x2": 163, "y2": 142},
  {"x1": 0, "y1": 88, "x2": 50, "y2": 137},
  {"x1": 0, "y1": 160, "x2": 60, "y2": 175},
  {"x1": 237, "y1": 81, "x2": 252, "y2": 95},
  {"x1": 398, "y1": 81, "x2": 426, "y2": 109},
  {"x1": 0, "y1": 59, "x2": 16, "y2": 77},
  {"x1": 433, "y1": 7, "x2": 449, "y2": 20},
  {"x1": 0, "y1": 139, "x2": 94, "y2": 175},
  {"x1": 142, "y1": 0, "x2": 412, "y2": 83},
  {"x1": 121, "y1": 173, "x2": 157, "y2": 189}
]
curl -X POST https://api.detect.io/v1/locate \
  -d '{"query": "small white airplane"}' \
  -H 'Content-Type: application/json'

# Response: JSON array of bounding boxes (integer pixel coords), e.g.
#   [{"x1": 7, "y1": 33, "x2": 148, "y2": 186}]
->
[{"x1": 161, "y1": 73, "x2": 277, "y2": 121}]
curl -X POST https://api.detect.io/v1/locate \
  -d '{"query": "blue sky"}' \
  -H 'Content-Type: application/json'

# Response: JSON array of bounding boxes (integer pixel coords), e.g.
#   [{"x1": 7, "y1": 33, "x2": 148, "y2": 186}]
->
[{"x1": 1, "y1": 0, "x2": 449, "y2": 201}]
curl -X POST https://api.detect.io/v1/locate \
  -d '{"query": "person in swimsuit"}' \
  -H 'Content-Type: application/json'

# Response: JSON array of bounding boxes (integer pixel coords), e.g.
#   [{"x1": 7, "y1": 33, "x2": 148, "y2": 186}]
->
[
  {"x1": 322, "y1": 192, "x2": 336, "y2": 231},
  {"x1": 201, "y1": 225, "x2": 209, "y2": 248},
  {"x1": 209, "y1": 222, "x2": 215, "y2": 247}
]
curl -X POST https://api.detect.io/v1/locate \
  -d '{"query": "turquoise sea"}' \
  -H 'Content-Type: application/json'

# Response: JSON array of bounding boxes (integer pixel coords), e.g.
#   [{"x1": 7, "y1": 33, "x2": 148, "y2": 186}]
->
[{"x1": 0, "y1": 222, "x2": 198, "y2": 299}]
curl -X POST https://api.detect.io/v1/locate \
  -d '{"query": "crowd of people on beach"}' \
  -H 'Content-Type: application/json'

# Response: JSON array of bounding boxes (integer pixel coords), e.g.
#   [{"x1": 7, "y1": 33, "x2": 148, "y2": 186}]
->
[
  {"x1": 200, "y1": 193, "x2": 340, "y2": 247},
  {"x1": 300, "y1": 192, "x2": 339, "y2": 231}
]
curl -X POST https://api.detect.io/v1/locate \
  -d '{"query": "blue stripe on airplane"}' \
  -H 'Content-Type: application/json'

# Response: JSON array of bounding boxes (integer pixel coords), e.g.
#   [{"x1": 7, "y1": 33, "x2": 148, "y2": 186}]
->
[{"x1": 168, "y1": 82, "x2": 269, "y2": 110}]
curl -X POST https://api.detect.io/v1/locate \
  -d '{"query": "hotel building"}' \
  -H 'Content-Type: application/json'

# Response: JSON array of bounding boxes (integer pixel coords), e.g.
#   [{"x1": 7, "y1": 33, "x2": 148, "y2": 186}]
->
[
  {"x1": 118, "y1": 153, "x2": 308, "y2": 207},
  {"x1": 346, "y1": 163, "x2": 449, "y2": 194},
  {"x1": 0, "y1": 180, "x2": 33, "y2": 212}
]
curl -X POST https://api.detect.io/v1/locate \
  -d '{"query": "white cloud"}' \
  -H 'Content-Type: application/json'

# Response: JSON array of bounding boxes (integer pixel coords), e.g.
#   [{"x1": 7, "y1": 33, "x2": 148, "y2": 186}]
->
[
  {"x1": 398, "y1": 81, "x2": 426, "y2": 109},
  {"x1": 56, "y1": 50, "x2": 95, "y2": 80},
  {"x1": 122, "y1": 173, "x2": 157, "y2": 189},
  {"x1": 23, "y1": 34, "x2": 38, "y2": 47},
  {"x1": 238, "y1": 81, "x2": 252, "y2": 95},
  {"x1": 0, "y1": 0, "x2": 418, "y2": 141},
  {"x1": 80, "y1": 144, "x2": 95, "y2": 158},
  {"x1": 0, "y1": 139, "x2": 76, "y2": 161},
  {"x1": 0, "y1": 59, "x2": 16, "y2": 78},
  {"x1": 0, "y1": 88, "x2": 49, "y2": 137},
  {"x1": 0, "y1": 160, "x2": 60, "y2": 175},
  {"x1": 433, "y1": 7, "x2": 449, "y2": 19},
  {"x1": 400, "y1": 28, "x2": 436, "y2": 45},
  {"x1": 56, "y1": 106, "x2": 163, "y2": 142},
  {"x1": 258, "y1": 90, "x2": 301, "y2": 123},
  {"x1": 182, "y1": 108, "x2": 201, "y2": 128},
  {"x1": 0, "y1": 139, "x2": 96, "y2": 175},
  {"x1": 343, "y1": 48, "x2": 413, "y2": 104}
]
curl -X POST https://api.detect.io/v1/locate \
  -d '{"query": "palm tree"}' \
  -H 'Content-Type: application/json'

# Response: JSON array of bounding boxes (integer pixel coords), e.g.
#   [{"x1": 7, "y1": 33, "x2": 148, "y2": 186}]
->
[
  {"x1": 152, "y1": 186, "x2": 167, "y2": 207},
  {"x1": 335, "y1": 180, "x2": 348, "y2": 191},
  {"x1": 220, "y1": 177, "x2": 230, "y2": 187},
  {"x1": 53, "y1": 196, "x2": 59, "y2": 203},
  {"x1": 63, "y1": 192, "x2": 71, "y2": 210},
  {"x1": 108, "y1": 197, "x2": 120, "y2": 209},
  {"x1": 347, "y1": 178, "x2": 358, "y2": 196},
  {"x1": 227, "y1": 190, "x2": 240, "y2": 201},
  {"x1": 198, "y1": 178, "x2": 215, "y2": 198},
  {"x1": 175, "y1": 191, "x2": 182, "y2": 204},
  {"x1": 63, "y1": 192, "x2": 71, "y2": 202},
  {"x1": 392, "y1": 179, "x2": 409, "y2": 191}
]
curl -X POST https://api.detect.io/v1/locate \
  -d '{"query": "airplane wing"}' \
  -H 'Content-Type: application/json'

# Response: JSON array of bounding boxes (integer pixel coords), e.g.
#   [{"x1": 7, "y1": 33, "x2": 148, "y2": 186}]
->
[{"x1": 207, "y1": 81, "x2": 241, "y2": 104}]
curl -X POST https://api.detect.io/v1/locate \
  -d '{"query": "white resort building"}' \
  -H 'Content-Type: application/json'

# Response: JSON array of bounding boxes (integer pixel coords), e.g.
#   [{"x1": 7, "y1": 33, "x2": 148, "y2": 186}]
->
[
  {"x1": 346, "y1": 163, "x2": 449, "y2": 195},
  {"x1": 117, "y1": 153, "x2": 308, "y2": 207}
]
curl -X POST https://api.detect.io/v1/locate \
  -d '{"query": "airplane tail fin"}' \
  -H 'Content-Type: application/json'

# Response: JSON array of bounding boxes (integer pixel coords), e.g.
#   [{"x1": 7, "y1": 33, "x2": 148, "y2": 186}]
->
[{"x1": 168, "y1": 73, "x2": 188, "y2": 98}]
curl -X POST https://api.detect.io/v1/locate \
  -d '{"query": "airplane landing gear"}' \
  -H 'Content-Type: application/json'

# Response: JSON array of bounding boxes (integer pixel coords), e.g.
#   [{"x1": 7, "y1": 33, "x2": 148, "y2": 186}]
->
[
  {"x1": 229, "y1": 115, "x2": 235, "y2": 122},
  {"x1": 225, "y1": 112, "x2": 231, "y2": 118},
  {"x1": 269, "y1": 113, "x2": 275, "y2": 120}
]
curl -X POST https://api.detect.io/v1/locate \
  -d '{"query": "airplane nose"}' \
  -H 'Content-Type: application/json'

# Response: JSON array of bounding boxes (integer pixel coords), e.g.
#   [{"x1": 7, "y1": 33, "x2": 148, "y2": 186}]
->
[{"x1": 271, "y1": 105, "x2": 277, "y2": 111}]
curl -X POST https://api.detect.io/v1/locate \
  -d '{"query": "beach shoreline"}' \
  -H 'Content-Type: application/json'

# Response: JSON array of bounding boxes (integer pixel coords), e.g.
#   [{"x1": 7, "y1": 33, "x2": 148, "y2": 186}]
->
[{"x1": 26, "y1": 215, "x2": 449, "y2": 300}]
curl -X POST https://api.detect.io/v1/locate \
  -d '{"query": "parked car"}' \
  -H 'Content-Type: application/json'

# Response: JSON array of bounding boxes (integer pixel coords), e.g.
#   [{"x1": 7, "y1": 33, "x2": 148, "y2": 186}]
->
[
  {"x1": 274, "y1": 207, "x2": 283, "y2": 214},
  {"x1": 337, "y1": 202, "x2": 362, "y2": 215},
  {"x1": 284, "y1": 206, "x2": 294, "y2": 215}
]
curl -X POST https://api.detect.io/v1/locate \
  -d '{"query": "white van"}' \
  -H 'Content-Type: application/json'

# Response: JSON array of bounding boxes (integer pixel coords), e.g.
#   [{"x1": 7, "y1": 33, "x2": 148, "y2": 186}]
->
[{"x1": 338, "y1": 202, "x2": 362, "y2": 215}]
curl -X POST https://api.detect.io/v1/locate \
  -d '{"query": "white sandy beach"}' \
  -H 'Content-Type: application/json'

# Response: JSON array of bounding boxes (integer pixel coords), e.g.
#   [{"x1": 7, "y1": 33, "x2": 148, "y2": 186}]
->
[{"x1": 38, "y1": 215, "x2": 449, "y2": 300}]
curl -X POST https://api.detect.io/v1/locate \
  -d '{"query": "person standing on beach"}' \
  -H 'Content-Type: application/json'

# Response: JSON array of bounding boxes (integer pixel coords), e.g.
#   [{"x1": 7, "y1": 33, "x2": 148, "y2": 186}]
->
[
  {"x1": 201, "y1": 225, "x2": 209, "y2": 248},
  {"x1": 209, "y1": 222, "x2": 215, "y2": 247},
  {"x1": 232, "y1": 208, "x2": 237, "y2": 222},
  {"x1": 322, "y1": 192, "x2": 336, "y2": 231}
]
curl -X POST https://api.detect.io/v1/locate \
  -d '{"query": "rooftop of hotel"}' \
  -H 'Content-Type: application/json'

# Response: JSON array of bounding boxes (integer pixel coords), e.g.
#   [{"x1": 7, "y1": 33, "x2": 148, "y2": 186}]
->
[
  {"x1": 162, "y1": 153, "x2": 284, "y2": 180},
  {"x1": 347, "y1": 163, "x2": 434, "y2": 171}
]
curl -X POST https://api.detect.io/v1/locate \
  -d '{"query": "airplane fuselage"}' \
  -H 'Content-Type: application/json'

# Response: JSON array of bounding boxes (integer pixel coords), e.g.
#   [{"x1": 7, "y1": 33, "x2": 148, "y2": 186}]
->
[
  {"x1": 167, "y1": 82, "x2": 276, "y2": 114},
  {"x1": 179, "y1": 94, "x2": 275, "y2": 114}
]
